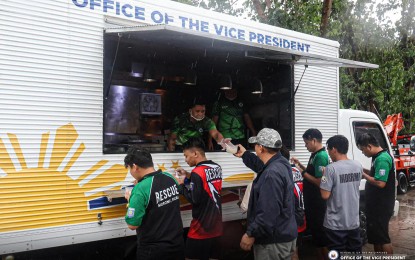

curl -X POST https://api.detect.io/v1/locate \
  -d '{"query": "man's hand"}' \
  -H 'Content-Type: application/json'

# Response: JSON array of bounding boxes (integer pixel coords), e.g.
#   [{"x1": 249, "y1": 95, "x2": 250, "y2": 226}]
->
[
  {"x1": 234, "y1": 144, "x2": 247, "y2": 158},
  {"x1": 291, "y1": 157, "x2": 304, "y2": 170},
  {"x1": 176, "y1": 167, "x2": 191, "y2": 179},
  {"x1": 240, "y1": 233, "x2": 255, "y2": 251},
  {"x1": 218, "y1": 138, "x2": 232, "y2": 150},
  {"x1": 124, "y1": 188, "x2": 132, "y2": 201}
]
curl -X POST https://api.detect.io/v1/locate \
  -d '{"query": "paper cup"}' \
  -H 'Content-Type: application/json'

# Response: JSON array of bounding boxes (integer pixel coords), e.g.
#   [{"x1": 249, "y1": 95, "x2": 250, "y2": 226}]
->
[
  {"x1": 124, "y1": 186, "x2": 133, "y2": 196},
  {"x1": 225, "y1": 143, "x2": 238, "y2": 154}
]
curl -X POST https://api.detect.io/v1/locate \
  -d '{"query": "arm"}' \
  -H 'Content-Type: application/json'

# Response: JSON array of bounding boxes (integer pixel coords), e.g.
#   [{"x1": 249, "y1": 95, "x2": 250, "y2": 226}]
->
[
  {"x1": 243, "y1": 113, "x2": 257, "y2": 136},
  {"x1": 320, "y1": 165, "x2": 333, "y2": 200},
  {"x1": 291, "y1": 157, "x2": 306, "y2": 171},
  {"x1": 125, "y1": 185, "x2": 148, "y2": 231},
  {"x1": 362, "y1": 172, "x2": 386, "y2": 188},
  {"x1": 320, "y1": 190, "x2": 331, "y2": 200},
  {"x1": 291, "y1": 157, "x2": 319, "y2": 185},
  {"x1": 209, "y1": 129, "x2": 224, "y2": 144},
  {"x1": 304, "y1": 153, "x2": 328, "y2": 188},
  {"x1": 303, "y1": 173, "x2": 322, "y2": 187},
  {"x1": 127, "y1": 224, "x2": 139, "y2": 230},
  {"x1": 240, "y1": 148, "x2": 265, "y2": 173},
  {"x1": 208, "y1": 115, "x2": 220, "y2": 150},
  {"x1": 363, "y1": 156, "x2": 391, "y2": 189},
  {"x1": 181, "y1": 172, "x2": 203, "y2": 205}
]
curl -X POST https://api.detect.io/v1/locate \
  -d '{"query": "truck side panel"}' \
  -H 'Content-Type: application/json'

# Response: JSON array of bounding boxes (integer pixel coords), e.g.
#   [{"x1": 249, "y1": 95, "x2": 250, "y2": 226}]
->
[{"x1": 0, "y1": 0, "x2": 340, "y2": 254}]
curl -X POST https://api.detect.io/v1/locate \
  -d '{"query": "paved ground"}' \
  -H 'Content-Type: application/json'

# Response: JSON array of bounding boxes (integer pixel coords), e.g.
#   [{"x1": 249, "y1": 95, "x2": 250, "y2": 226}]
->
[
  {"x1": 374, "y1": 190, "x2": 415, "y2": 259},
  {"x1": 5, "y1": 188, "x2": 415, "y2": 260}
]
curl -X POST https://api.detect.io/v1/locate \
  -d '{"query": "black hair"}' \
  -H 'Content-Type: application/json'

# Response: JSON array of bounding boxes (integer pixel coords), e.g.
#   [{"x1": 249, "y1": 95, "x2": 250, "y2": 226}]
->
[
  {"x1": 262, "y1": 146, "x2": 280, "y2": 154},
  {"x1": 124, "y1": 148, "x2": 154, "y2": 169},
  {"x1": 356, "y1": 133, "x2": 380, "y2": 147},
  {"x1": 190, "y1": 97, "x2": 206, "y2": 108},
  {"x1": 280, "y1": 144, "x2": 290, "y2": 160},
  {"x1": 302, "y1": 128, "x2": 323, "y2": 143},
  {"x1": 182, "y1": 137, "x2": 206, "y2": 155},
  {"x1": 326, "y1": 135, "x2": 349, "y2": 154}
]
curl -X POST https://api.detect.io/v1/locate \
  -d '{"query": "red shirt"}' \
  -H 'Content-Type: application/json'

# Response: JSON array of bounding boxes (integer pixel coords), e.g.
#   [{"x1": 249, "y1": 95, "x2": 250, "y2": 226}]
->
[{"x1": 182, "y1": 161, "x2": 223, "y2": 239}]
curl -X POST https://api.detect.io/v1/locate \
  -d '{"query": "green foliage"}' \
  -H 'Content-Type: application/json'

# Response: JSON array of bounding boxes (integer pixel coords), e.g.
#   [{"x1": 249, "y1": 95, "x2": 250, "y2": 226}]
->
[{"x1": 175, "y1": 0, "x2": 415, "y2": 131}]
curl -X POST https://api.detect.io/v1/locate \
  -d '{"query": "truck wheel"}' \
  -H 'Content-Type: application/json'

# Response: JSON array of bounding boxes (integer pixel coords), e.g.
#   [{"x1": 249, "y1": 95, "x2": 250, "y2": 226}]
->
[
  {"x1": 397, "y1": 172, "x2": 408, "y2": 194},
  {"x1": 360, "y1": 211, "x2": 367, "y2": 245}
]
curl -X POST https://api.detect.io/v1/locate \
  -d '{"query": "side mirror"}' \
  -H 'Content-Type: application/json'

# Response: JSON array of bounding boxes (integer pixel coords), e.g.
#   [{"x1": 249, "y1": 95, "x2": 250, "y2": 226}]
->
[{"x1": 410, "y1": 136, "x2": 415, "y2": 152}]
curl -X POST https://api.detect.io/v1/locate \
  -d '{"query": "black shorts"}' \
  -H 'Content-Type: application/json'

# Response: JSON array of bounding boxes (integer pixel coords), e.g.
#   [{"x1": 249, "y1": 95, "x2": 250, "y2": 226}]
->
[
  {"x1": 367, "y1": 213, "x2": 392, "y2": 245},
  {"x1": 185, "y1": 237, "x2": 221, "y2": 260},
  {"x1": 137, "y1": 245, "x2": 184, "y2": 260},
  {"x1": 324, "y1": 227, "x2": 362, "y2": 253},
  {"x1": 306, "y1": 207, "x2": 328, "y2": 247}
]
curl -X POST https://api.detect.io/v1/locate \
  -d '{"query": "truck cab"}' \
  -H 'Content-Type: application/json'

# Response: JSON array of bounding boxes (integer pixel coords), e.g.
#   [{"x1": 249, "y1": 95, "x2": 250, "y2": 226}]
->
[{"x1": 338, "y1": 109, "x2": 399, "y2": 217}]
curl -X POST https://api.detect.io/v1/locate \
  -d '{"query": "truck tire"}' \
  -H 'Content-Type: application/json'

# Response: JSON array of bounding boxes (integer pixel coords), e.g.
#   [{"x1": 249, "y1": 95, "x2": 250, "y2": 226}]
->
[
  {"x1": 397, "y1": 172, "x2": 408, "y2": 194},
  {"x1": 360, "y1": 211, "x2": 368, "y2": 245}
]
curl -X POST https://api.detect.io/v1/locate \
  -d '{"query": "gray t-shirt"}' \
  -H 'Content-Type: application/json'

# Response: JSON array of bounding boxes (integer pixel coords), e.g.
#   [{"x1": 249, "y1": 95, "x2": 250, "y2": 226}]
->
[{"x1": 320, "y1": 159, "x2": 363, "y2": 230}]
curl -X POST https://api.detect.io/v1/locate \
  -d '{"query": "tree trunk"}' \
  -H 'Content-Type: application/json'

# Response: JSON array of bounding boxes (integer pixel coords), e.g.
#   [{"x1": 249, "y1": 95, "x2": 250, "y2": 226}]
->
[
  {"x1": 320, "y1": 0, "x2": 333, "y2": 37},
  {"x1": 251, "y1": 0, "x2": 267, "y2": 21}
]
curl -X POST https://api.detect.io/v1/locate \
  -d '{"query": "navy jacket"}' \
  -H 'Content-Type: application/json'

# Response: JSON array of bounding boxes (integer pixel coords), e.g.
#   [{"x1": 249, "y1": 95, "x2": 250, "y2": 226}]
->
[{"x1": 243, "y1": 152, "x2": 297, "y2": 244}]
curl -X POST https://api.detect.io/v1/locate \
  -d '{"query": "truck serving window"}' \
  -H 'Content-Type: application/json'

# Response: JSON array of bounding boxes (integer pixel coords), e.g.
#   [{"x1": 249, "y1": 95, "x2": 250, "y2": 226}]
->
[
  {"x1": 352, "y1": 122, "x2": 388, "y2": 149},
  {"x1": 103, "y1": 31, "x2": 294, "y2": 154}
]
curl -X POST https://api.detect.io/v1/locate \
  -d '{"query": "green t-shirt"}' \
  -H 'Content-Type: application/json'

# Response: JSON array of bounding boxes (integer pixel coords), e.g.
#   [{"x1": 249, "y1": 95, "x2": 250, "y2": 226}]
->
[
  {"x1": 212, "y1": 98, "x2": 246, "y2": 139},
  {"x1": 171, "y1": 113, "x2": 216, "y2": 145},
  {"x1": 125, "y1": 177, "x2": 152, "y2": 227},
  {"x1": 125, "y1": 170, "x2": 183, "y2": 248},
  {"x1": 312, "y1": 149, "x2": 330, "y2": 178},
  {"x1": 373, "y1": 151, "x2": 393, "y2": 182}
]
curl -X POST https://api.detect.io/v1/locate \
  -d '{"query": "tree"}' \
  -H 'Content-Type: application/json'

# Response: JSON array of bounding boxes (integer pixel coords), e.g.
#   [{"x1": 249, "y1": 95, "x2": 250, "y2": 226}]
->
[{"x1": 176, "y1": 0, "x2": 415, "y2": 131}]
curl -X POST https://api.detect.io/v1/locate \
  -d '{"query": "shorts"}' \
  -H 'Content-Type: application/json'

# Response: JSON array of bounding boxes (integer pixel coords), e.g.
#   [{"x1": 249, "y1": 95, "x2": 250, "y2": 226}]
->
[
  {"x1": 136, "y1": 245, "x2": 184, "y2": 260},
  {"x1": 305, "y1": 206, "x2": 328, "y2": 247},
  {"x1": 253, "y1": 239, "x2": 296, "y2": 260},
  {"x1": 366, "y1": 213, "x2": 392, "y2": 245},
  {"x1": 185, "y1": 237, "x2": 221, "y2": 260},
  {"x1": 324, "y1": 227, "x2": 362, "y2": 253}
]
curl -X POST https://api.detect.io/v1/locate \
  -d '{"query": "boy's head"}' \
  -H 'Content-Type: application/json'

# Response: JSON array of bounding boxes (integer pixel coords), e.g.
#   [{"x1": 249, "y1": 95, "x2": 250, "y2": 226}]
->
[
  {"x1": 302, "y1": 128, "x2": 323, "y2": 152},
  {"x1": 356, "y1": 133, "x2": 381, "y2": 158},
  {"x1": 182, "y1": 138, "x2": 206, "y2": 167},
  {"x1": 124, "y1": 148, "x2": 154, "y2": 179},
  {"x1": 326, "y1": 135, "x2": 349, "y2": 161}
]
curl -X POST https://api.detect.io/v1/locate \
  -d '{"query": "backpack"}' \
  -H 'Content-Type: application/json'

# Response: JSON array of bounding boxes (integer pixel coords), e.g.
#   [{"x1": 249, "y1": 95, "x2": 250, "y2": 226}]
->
[
  {"x1": 293, "y1": 182, "x2": 305, "y2": 227},
  {"x1": 292, "y1": 166, "x2": 306, "y2": 228}
]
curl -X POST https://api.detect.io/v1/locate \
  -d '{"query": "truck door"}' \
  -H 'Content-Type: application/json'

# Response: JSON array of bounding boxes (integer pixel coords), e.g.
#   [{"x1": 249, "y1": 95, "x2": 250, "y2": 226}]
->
[
  {"x1": 349, "y1": 119, "x2": 391, "y2": 207},
  {"x1": 349, "y1": 120, "x2": 390, "y2": 169}
]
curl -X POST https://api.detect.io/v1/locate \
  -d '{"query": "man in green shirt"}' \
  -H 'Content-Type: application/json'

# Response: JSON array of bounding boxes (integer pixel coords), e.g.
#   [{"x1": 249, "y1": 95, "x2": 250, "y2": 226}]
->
[
  {"x1": 211, "y1": 88, "x2": 256, "y2": 147},
  {"x1": 291, "y1": 128, "x2": 329, "y2": 260},
  {"x1": 124, "y1": 148, "x2": 184, "y2": 260},
  {"x1": 357, "y1": 133, "x2": 395, "y2": 254},
  {"x1": 168, "y1": 100, "x2": 224, "y2": 151}
]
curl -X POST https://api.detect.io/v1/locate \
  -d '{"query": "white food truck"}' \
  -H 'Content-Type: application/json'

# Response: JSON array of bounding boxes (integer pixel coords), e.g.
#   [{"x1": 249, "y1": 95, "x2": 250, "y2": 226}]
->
[{"x1": 0, "y1": 0, "x2": 398, "y2": 255}]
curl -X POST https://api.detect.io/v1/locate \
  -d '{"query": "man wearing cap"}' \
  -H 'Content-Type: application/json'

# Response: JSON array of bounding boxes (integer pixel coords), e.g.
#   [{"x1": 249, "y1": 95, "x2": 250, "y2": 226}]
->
[
  {"x1": 168, "y1": 99, "x2": 225, "y2": 152},
  {"x1": 210, "y1": 88, "x2": 257, "y2": 148},
  {"x1": 234, "y1": 128, "x2": 297, "y2": 259}
]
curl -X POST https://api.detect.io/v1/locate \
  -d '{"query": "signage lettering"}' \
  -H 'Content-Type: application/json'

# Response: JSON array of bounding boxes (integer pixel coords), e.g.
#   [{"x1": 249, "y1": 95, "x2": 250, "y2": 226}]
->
[{"x1": 71, "y1": 0, "x2": 311, "y2": 53}]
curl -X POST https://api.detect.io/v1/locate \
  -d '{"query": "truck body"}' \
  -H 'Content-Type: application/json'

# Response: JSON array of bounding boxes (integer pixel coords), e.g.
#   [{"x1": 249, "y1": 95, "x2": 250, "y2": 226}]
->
[
  {"x1": 0, "y1": 0, "x2": 397, "y2": 255},
  {"x1": 383, "y1": 113, "x2": 415, "y2": 194}
]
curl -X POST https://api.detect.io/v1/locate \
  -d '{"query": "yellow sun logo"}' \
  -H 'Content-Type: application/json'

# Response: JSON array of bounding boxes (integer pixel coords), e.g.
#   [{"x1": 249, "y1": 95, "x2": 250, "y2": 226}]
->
[{"x1": 0, "y1": 124, "x2": 128, "y2": 233}]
